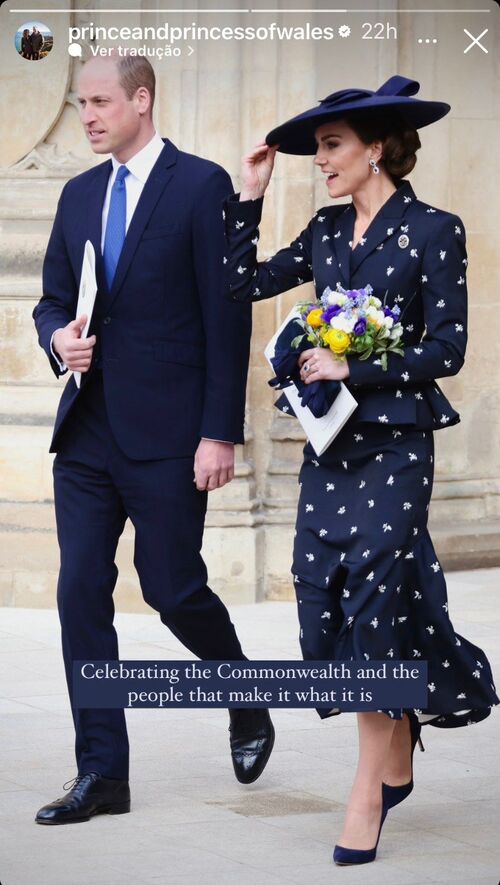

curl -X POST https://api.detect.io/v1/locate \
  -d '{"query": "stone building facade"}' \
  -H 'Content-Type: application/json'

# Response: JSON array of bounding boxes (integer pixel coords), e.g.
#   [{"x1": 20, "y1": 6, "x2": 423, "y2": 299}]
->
[{"x1": 1, "y1": 1, "x2": 498, "y2": 612}]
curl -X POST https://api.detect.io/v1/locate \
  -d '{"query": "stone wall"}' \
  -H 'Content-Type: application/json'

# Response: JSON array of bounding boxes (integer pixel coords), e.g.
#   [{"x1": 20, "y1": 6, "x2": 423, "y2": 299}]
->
[{"x1": 1, "y1": 1, "x2": 498, "y2": 611}]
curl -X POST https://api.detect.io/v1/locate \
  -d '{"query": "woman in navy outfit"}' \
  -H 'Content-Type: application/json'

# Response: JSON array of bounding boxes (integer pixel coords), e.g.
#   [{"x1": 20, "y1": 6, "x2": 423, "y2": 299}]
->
[{"x1": 223, "y1": 77, "x2": 498, "y2": 865}]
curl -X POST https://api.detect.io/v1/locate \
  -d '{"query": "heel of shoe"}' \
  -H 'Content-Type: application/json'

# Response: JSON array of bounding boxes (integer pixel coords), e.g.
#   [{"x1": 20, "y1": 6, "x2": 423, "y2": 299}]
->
[
  {"x1": 417, "y1": 735, "x2": 425, "y2": 752},
  {"x1": 108, "y1": 800, "x2": 131, "y2": 815}
]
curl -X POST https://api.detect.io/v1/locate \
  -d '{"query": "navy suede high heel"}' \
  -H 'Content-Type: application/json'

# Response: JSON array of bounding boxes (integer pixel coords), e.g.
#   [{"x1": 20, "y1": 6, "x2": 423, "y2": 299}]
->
[
  {"x1": 382, "y1": 712, "x2": 425, "y2": 810},
  {"x1": 333, "y1": 803, "x2": 388, "y2": 866}
]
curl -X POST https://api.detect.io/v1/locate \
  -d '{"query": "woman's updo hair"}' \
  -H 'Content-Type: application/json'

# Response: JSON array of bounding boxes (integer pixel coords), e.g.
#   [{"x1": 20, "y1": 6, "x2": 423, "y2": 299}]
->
[{"x1": 343, "y1": 109, "x2": 421, "y2": 182}]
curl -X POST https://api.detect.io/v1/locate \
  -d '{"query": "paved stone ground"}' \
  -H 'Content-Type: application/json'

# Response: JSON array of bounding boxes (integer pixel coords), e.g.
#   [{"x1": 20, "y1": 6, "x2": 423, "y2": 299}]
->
[{"x1": 0, "y1": 568, "x2": 499, "y2": 885}]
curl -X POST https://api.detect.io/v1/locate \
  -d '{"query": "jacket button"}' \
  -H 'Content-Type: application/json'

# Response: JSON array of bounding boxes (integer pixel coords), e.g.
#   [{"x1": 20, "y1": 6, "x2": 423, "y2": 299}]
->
[{"x1": 103, "y1": 316, "x2": 111, "y2": 325}]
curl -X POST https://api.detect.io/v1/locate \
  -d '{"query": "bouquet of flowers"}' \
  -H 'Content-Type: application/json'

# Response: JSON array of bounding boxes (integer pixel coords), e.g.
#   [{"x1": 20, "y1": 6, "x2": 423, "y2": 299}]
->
[{"x1": 292, "y1": 284, "x2": 404, "y2": 370}]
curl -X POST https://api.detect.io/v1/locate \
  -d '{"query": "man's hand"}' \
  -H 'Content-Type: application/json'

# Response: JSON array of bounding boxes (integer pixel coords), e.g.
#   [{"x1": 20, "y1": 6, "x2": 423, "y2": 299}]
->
[
  {"x1": 194, "y1": 439, "x2": 235, "y2": 491},
  {"x1": 53, "y1": 315, "x2": 96, "y2": 373}
]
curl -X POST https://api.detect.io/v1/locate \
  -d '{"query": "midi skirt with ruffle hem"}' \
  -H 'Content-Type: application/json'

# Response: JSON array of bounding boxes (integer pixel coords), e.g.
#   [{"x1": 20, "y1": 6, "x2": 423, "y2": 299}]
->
[{"x1": 292, "y1": 422, "x2": 499, "y2": 727}]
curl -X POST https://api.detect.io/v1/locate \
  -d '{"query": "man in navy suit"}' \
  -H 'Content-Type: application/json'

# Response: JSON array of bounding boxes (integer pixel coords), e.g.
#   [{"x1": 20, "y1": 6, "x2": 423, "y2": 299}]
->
[{"x1": 33, "y1": 55, "x2": 274, "y2": 825}]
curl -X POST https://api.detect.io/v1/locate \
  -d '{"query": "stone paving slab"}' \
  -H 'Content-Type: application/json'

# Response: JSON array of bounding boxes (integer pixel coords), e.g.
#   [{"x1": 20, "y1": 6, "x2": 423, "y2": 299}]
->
[{"x1": 0, "y1": 568, "x2": 499, "y2": 885}]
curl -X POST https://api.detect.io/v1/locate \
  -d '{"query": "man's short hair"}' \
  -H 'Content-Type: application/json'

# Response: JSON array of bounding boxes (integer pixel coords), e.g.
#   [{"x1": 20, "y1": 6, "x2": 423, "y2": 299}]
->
[{"x1": 116, "y1": 56, "x2": 156, "y2": 114}]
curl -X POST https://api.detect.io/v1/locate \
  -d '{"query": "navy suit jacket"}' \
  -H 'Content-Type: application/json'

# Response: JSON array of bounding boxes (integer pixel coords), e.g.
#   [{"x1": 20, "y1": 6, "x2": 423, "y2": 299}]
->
[
  {"x1": 224, "y1": 180, "x2": 467, "y2": 431},
  {"x1": 33, "y1": 139, "x2": 251, "y2": 459}
]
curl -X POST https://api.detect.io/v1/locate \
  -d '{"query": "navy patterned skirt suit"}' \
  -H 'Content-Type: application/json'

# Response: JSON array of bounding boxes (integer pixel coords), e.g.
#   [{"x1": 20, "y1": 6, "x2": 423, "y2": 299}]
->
[{"x1": 224, "y1": 179, "x2": 498, "y2": 728}]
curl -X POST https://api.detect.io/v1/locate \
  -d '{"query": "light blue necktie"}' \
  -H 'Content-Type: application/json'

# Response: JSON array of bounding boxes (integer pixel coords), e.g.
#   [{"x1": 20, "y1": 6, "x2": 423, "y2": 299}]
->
[{"x1": 103, "y1": 165, "x2": 130, "y2": 288}]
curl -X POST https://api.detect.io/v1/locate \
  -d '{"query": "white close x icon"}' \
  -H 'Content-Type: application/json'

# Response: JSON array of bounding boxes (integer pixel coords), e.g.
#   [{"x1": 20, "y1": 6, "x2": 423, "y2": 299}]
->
[{"x1": 463, "y1": 28, "x2": 489, "y2": 54}]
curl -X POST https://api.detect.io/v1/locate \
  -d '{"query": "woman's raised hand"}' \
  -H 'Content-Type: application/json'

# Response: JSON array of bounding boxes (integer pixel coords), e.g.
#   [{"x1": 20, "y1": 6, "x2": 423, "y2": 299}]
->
[{"x1": 240, "y1": 141, "x2": 279, "y2": 201}]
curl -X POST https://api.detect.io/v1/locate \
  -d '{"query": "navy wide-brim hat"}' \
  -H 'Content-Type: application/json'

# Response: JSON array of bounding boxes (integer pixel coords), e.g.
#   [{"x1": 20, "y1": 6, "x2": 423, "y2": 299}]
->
[{"x1": 265, "y1": 75, "x2": 450, "y2": 155}]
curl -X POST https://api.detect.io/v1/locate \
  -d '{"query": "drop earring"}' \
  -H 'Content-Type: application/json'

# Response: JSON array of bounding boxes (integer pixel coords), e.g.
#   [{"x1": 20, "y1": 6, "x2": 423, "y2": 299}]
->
[{"x1": 369, "y1": 158, "x2": 380, "y2": 175}]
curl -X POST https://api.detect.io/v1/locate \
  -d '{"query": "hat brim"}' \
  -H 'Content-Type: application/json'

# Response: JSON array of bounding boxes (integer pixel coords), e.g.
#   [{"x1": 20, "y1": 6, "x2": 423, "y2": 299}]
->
[{"x1": 265, "y1": 96, "x2": 450, "y2": 155}]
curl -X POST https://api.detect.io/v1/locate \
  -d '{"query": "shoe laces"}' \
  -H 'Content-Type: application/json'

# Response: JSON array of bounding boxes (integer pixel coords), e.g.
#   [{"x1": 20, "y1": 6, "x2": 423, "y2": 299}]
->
[{"x1": 63, "y1": 772, "x2": 100, "y2": 791}]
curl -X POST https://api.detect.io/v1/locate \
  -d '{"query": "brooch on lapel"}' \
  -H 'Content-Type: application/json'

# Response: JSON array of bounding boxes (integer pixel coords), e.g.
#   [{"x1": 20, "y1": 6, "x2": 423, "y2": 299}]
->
[{"x1": 398, "y1": 234, "x2": 409, "y2": 249}]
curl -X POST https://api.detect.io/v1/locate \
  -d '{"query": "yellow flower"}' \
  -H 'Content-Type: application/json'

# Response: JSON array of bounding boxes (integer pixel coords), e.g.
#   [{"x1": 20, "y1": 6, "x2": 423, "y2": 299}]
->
[
  {"x1": 306, "y1": 308, "x2": 323, "y2": 328},
  {"x1": 323, "y1": 328, "x2": 351, "y2": 355}
]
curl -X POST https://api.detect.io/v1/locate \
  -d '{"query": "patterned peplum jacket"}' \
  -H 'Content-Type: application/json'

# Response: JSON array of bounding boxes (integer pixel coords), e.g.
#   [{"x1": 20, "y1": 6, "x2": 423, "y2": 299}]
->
[{"x1": 224, "y1": 179, "x2": 468, "y2": 432}]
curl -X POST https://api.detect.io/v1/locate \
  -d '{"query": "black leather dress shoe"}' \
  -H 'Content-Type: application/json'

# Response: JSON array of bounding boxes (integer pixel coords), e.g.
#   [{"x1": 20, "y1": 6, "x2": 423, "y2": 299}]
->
[
  {"x1": 229, "y1": 708, "x2": 275, "y2": 784},
  {"x1": 35, "y1": 773, "x2": 130, "y2": 825}
]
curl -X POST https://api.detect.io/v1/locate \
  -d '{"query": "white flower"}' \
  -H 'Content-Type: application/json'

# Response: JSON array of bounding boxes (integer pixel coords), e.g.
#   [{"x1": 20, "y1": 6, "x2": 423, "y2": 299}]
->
[
  {"x1": 442, "y1": 660, "x2": 450, "y2": 668},
  {"x1": 368, "y1": 499, "x2": 375, "y2": 508},
  {"x1": 306, "y1": 553, "x2": 315, "y2": 562},
  {"x1": 370, "y1": 618, "x2": 379, "y2": 628},
  {"x1": 350, "y1": 525, "x2": 358, "y2": 534},
  {"x1": 326, "y1": 483, "x2": 335, "y2": 491},
  {"x1": 387, "y1": 475, "x2": 394, "y2": 486},
  {"x1": 305, "y1": 504, "x2": 314, "y2": 512},
  {"x1": 426, "y1": 625, "x2": 435, "y2": 634},
  {"x1": 440, "y1": 414, "x2": 450, "y2": 424},
  {"x1": 383, "y1": 523, "x2": 392, "y2": 532},
  {"x1": 331, "y1": 314, "x2": 356, "y2": 333},
  {"x1": 235, "y1": 220, "x2": 245, "y2": 229},
  {"x1": 322, "y1": 235, "x2": 330, "y2": 242},
  {"x1": 387, "y1": 648, "x2": 394, "y2": 657},
  {"x1": 436, "y1": 299, "x2": 446, "y2": 308},
  {"x1": 410, "y1": 248, "x2": 418, "y2": 258},
  {"x1": 440, "y1": 250, "x2": 446, "y2": 260},
  {"x1": 401, "y1": 371, "x2": 410, "y2": 382},
  {"x1": 362, "y1": 549, "x2": 370, "y2": 558},
  {"x1": 338, "y1": 506, "x2": 346, "y2": 514},
  {"x1": 472, "y1": 670, "x2": 481, "y2": 679},
  {"x1": 409, "y1": 452, "x2": 418, "y2": 461},
  {"x1": 455, "y1": 324, "x2": 464, "y2": 332},
  {"x1": 294, "y1": 256, "x2": 303, "y2": 263},
  {"x1": 342, "y1": 588, "x2": 350, "y2": 598},
  {"x1": 431, "y1": 561, "x2": 441, "y2": 572},
  {"x1": 428, "y1": 682, "x2": 436, "y2": 692},
  {"x1": 386, "y1": 266, "x2": 394, "y2": 276},
  {"x1": 321, "y1": 611, "x2": 331, "y2": 620},
  {"x1": 403, "y1": 502, "x2": 412, "y2": 510},
  {"x1": 366, "y1": 571, "x2": 374, "y2": 581},
  {"x1": 378, "y1": 414, "x2": 389, "y2": 423},
  {"x1": 375, "y1": 453, "x2": 383, "y2": 462},
  {"x1": 319, "y1": 528, "x2": 328, "y2": 537},
  {"x1": 359, "y1": 480, "x2": 366, "y2": 489},
  {"x1": 378, "y1": 584, "x2": 386, "y2": 593},
  {"x1": 457, "y1": 276, "x2": 465, "y2": 285},
  {"x1": 237, "y1": 265, "x2": 246, "y2": 275}
]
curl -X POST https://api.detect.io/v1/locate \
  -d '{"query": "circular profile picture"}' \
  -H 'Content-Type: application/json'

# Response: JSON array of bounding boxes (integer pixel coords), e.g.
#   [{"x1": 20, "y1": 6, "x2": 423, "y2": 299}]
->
[{"x1": 15, "y1": 21, "x2": 53, "y2": 61}]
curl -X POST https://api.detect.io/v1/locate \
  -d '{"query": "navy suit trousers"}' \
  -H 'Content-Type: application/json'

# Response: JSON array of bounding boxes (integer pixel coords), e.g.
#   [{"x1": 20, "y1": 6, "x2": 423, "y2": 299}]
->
[{"x1": 52, "y1": 370, "x2": 245, "y2": 779}]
